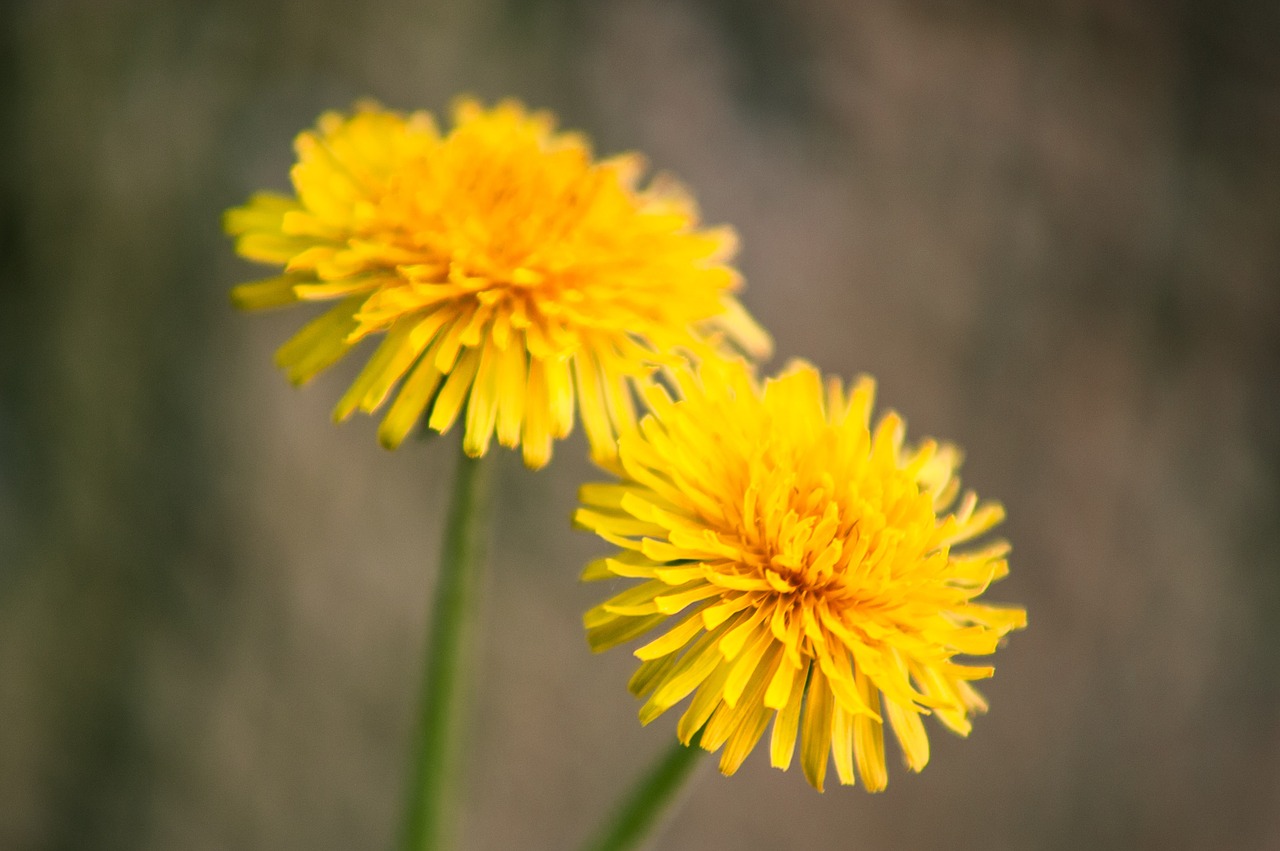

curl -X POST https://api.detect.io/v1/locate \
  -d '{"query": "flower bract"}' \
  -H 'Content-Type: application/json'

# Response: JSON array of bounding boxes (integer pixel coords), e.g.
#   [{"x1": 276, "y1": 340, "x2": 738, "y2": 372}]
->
[
  {"x1": 578, "y1": 359, "x2": 1026, "y2": 791},
  {"x1": 226, "y1": 99, "x2": 769, "y2": 467}
]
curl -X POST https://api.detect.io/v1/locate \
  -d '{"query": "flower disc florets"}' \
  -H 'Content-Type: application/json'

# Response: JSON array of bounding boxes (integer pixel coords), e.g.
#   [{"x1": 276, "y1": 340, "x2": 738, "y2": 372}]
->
[
  {"x1": 577, "y1": 359, "x2": 1026, "y2": 791},
  {"x1": 226, "y1": 99, "x2": 769, "y2": 467}
]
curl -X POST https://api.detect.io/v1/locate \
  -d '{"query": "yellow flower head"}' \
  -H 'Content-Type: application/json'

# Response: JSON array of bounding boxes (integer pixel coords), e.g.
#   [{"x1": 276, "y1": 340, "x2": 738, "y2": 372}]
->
[
  {"x1": 578, "y1": 359, "x2": 1026, "y2": 791},
  {"x1": 225, "y1": 99, "x2": 769, "y2": 468}
]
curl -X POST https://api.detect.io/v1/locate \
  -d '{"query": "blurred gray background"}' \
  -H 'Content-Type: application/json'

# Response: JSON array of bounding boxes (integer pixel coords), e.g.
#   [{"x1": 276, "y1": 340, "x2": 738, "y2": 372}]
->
[{"x1": 3, "y1": 0, "x2": 1279, "y2": 849}]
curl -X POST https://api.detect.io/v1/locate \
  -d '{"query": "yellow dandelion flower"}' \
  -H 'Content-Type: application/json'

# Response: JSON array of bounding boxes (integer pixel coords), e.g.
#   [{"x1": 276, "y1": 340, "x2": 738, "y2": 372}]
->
[
  {"x1": 225, "y1": 99, "x2": 770, "y2": 468},
  {"x1": 578, "y1": 359, "x2": 1026, "y2": 792}
]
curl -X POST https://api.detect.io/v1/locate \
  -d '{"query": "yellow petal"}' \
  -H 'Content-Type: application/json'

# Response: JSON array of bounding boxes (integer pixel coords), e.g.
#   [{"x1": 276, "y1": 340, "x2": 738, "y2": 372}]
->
[
  {"x1": 769, "y1": 660, "x2": 809, "y2": 771},
  {"x1": 427, "y1": 346, "x2": 481, "y2": 434},
  {"x1": 852, "y1": 670, "x2": 888, "y2": 792},
  {"x1": 377, "y1": 347, "x2": 445, "y2": 449},
  {"x1": 799, "y1": 668, "x2": 835, "y2": 792},
  {"x1": 231, "y1": 275, "x2": 302, "y2": 310}
]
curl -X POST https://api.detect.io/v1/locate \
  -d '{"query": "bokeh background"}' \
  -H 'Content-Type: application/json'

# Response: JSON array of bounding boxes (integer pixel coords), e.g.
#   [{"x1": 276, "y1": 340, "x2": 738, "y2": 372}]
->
[{"x1": 3, "y1": 1, "x2": 1279, "y2": 849}]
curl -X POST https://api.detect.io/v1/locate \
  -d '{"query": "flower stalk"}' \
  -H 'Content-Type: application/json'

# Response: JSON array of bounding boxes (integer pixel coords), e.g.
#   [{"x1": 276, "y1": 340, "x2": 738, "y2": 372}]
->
[
  {"x1": 400, "y1": 450, "x2": 495, "y2": 851},
  {"x1": 582, "y1": 733, "x2": 705, "y2": 851}
]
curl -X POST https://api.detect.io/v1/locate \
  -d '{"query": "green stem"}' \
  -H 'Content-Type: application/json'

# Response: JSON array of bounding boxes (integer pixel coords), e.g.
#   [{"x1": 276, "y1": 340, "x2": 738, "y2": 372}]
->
[
  {"x1": 582, "y1": 734, "x2": 705, "y2": 851},
  {"x1": 400, "y1": 450, "x2": 495, "y2": 851}
]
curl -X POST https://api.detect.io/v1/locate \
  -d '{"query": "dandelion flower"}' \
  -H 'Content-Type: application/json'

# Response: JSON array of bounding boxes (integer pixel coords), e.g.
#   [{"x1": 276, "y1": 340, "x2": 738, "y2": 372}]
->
[
  {"x1": 578, "y1": 359, "x2": 1026, "y2": 791},
  {"x1": 225, "y1": 100, "x2": 769, "y2": 468}
]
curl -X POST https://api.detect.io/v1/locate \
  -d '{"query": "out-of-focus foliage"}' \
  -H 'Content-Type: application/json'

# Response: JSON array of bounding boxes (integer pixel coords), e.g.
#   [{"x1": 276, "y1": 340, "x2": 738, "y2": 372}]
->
[{"x1": 2, "y1": 1, "x2": 1278, "y2": 849}]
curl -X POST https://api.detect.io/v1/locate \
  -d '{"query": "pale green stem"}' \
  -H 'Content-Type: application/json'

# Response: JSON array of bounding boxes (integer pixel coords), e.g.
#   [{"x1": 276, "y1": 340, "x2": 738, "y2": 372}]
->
[
  {"x1": 400, "y1": 450, "x2": 494, "y2": 851},
  {"x1": 581, "y1": 734, "x2": 705, "y2": 851}
]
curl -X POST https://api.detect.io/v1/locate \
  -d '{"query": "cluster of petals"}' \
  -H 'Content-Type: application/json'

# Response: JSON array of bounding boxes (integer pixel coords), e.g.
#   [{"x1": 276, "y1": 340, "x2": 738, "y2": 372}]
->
[
  {"x1": 577, "y1": 359, "x2": 1026, "y2": 791},
  {"x1": 226, "y1": 99, "x2": 768, "y2": 468}
]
